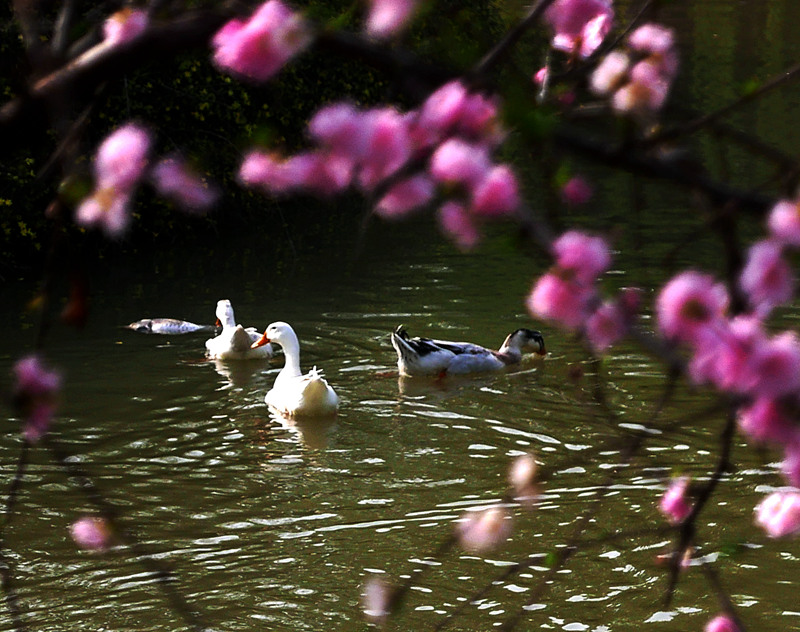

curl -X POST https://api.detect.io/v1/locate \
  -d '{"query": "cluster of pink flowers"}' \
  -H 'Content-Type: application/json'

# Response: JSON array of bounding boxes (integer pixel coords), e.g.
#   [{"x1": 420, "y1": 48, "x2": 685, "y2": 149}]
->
[
  {"x1": 590, "y1": 23, "x2": 679, "y2": 117},
  {"x1": 543, "y1": 0, "x2": 614, "y2": 59},
  {"x1": 76, "y1": 123, "x2": 152, "y2": 237},
  {"x1": 239, "y1": 80, "x2": 522, "y2": 249},
  {"x1": 12, "y1": 355, "x2": 61, "y2": 443},
  {"x1": 527, "y1": 230, "x2": 638, "y2": 353},
  {"x1": 364, "y1": 0, "x2": 419, "y2": 39},
  {"x1": 211, "y1": 0, "x2": 311, "y2": 82}
]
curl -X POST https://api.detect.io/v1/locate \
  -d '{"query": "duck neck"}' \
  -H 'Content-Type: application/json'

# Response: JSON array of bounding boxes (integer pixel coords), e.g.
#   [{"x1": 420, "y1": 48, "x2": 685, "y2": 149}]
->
[
  {"x1": 498, "y1": 335, "x2": 522, "y2": 362},
  {"x1": 279, "y1": 334, "x2": 303, "y2": 378}
]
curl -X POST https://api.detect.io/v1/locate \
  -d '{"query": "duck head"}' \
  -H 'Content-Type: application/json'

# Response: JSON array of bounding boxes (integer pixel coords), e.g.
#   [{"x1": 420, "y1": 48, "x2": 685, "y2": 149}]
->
[
  {"x1": 215, "y1": 299, "x2": 237, "y2": 329},
  {"x1": 252, "y1": 321, "x2": 295, "y2": 350},
  {"x1": 505, "y1": 328, "x2": 546, "y2": 355}
]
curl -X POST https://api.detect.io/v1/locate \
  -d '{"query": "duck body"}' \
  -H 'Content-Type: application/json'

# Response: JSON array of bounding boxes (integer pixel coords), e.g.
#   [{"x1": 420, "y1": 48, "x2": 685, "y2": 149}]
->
[
  {"x1": 205, "y1": 299, "x2": 273, "y2": 360},
  {"x1": 127, "y1": 318, "x2": 216, "y2": 335},
  {"x1": 391, "y1": 326, "x2": 546, "y2": 377},
  {"x1": 252, "y1": 321, "x2": 339, "y2": 418}
]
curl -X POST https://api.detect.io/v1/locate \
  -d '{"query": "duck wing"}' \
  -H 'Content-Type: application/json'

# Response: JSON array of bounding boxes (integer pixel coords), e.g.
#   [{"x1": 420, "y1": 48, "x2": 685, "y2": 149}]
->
[{"x1": 229, "y1": 325, "x2": 257, "y2": 352}]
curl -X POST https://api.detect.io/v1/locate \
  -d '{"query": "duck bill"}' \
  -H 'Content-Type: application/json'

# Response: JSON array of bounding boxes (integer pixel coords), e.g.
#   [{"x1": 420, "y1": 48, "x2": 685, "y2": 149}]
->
[
  {"x1": 251, "y1": 332, "x2": 271, "y2": 349},
  {"x1": 537, "y1": 343, "x2": 546, "y2": 355}
]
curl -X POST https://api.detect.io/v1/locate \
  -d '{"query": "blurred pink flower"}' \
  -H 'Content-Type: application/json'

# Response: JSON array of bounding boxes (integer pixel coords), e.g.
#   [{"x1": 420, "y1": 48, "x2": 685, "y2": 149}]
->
[
  {"x1": 750, "y1": 331, "x2": 800, "y2": 398},
  {"x1": 103, "y1": 8, "x2": 149, "y2": 46},
  {"x1": 95, "y1": 123, "x2": 152, "y2": 191},
  {"x1": 755, "y1": 491, "x2": 800, "y2": 538},
  {"x1": 429, "y1": 138, "x2": 491, "y2": 188},
  {"x1": 357, "y1": 108, "x2": 413, "y2": 190},
  {"x1": 656, "y1": 271, "x2": 728, "y2": 345},
  {"x1": 628, "y1": 23, "x2": 678, "y2": 77},
  {"x1": 533, "y1": 66, "x2": 549, "y2": 87},
  {"x1": 688, "y1": 315, "x2": 762, "y2": 392},
  {"x1": 375, "y1": 174, "x2": 434, "y2": 219},
  {"x1": 75, "y1": 187, "x2": 133, "y2": 237},
  {"x1": 151, "y1": 157, "x2": 220, "y2": 213},
  {"x1": 239, "y1": 150, "x2": 352, "y2": 197},
  {"x1": 365, "y1": 0, "x2": 418, "y2": 39},
  {"x1": 508, "y1": 453, "x2": 539, "y2": 506},
  {"x1": 471, "y1": 164, "x2": 521, "y2": 217},
  {"x1": 659, "y1": 476, "x2": 692, "y2": 524},
  {"x1": 768, "y1": 198, "x2": 800, "y2": 246},
  {"x1": 781, "y1": 443, "x2": 800, "y2": 487},
  {"x1": 552, "y1": 230, "x2": 611, "y2": 283},
  {"x1": 544, "y1": 0, "x2": 614, "y2": 59},
  {"x1": 737, "y1": 397, "x2": 794, "y2": 445},
  {"x1": 13, "y1": 355, "x2": 61, "y2": 443},
  {"x1": 212, "y1": 0, "x2": 311, "y2": 82},
  {"x1": 308, "y1": 102, "x2": 368, "y2": 160},
  {"x1": 438, "y1": 201, "x2": 480, "y2": 251},
  {"x1": 585, "y1": 297, "x2": 630, "y2": 353},
  {"x1": 362, "y1": 575, "x2": 393, "y2": 622},
  {"x1": 704, "y1": 614, "x2": 739, "y2": 632},
  {"x1": 70, "y1": 516, "x2": 113, "y2": 551},
  {"x1": 590, "y1": 50, "x2": 630, "y2": 95},
  {"x1": 415, "y1": 81, "x2": 470, "y2": 141},
  {"x1": 456, "y1": 506, "x2": 512, "y2": 552},
  {"x1": 561, "y1": 175, "x2": 594, "y2": 206},
  {"x1": 527, "y1": 270, "x2": 595, "y2": 330},
  {"x1": 739, "y1": 240, "x2": 793, "y2": 316}
]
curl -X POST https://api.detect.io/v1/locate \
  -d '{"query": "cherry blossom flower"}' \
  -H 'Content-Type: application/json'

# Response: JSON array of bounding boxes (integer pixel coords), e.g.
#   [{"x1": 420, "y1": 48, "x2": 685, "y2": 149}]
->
[
  {"x1": 755, "y1": 491, "x2": 800, "y2": 538},
  {"x1": 739, "y1": 239, "x2": 793, "y2": 316},
  {"x1": 687, "y1": 315, "x2": 762, "y2": 392},
  {"x1": 70, "y1": 516, "x2": 113, "y2": 551},
  {"x1": 103, "y1": 8, "x2": 149, "y2": 46},
  {"x1": 470, "y1": 164, "x2": 521, "y2": 217},
  {"x1": 749, "y1": 331, "x2": 800, "y2": 398},
  {"x1": 585, "y1": 296, "x2": 630, "y2": 353},
  {"x1": 438, "y1": 201, "x2": 480, "y2": 251},
  {"x1": 704, "y1": 614, "x2": 740, "y2": 632},
  {"x1": 151, "y1": 157, "x2": 220, "y2": 213},
  {"x1": 659, "y1": 476, "x2": 692, "y2": 524},
  {"x1": 212, "y1": 0, "x2": 311, "y2": 82},
  {"x1": 365, "y1": 0, "x2": 418, "y2": 40},
  {"x1": 527, "y1": 270, "x2": 596, "y2": 330},
  {"x1": 455, "y1": 506, "x2": 512, "y2": 552},
  {"x1": 357, "y1": 107, "x2": 413, "y2": 190},
  {"x1": 552, "y1": 230, "x2": 611, "y2": 283},
  {"x1": 94, "y1": 123, "x2": 152, "y2": 191},
  {"x1": 544, "y1": 0, "x2": 614, "y2": 59},
  {"x1": 768, "y1": 198, "x2": 800, "y2": 246},
  {"x1": 13, "y1": 354, "x2": 61, "y2": 443},
  {"x1": 429, "y1": 138, "x2": 492, "y2": 188},
  {"x1": 76, "y1": 188, "x2": 133, "y2": 237},
  {"x1": 737, "y1": 397, "x2": 794, "y2": 445},
  {"x1": 561, "y1": 175, "x2": 594, "y2": 206},
  {"x1": 308, "y1": 102, "x2": 368, "y2": 160},
  {"x1": 656, "y1": 271, "x2": 728, "y2": 345},
  {"x1": 375, "y1": 174, "x2": 434, "y2": 219},
  {"x1": 628, "y1": 22, "x2": 678, "y2": 78}
]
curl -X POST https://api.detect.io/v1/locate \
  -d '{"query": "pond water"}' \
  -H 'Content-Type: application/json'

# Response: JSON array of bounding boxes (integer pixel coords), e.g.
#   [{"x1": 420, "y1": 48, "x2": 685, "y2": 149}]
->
[{"x1": 3, "y1": 1, "x2": 800, "y2": 631}]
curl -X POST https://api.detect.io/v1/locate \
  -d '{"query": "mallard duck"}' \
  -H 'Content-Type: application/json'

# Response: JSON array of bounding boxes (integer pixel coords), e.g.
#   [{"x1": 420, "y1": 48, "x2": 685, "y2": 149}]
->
[
  {"x1": 205, "y1": 299, "x2": 273, "y2": 360},
  {"x1": 251, "y1": 321, "x2": 339, "y2": 417},
  {"x1": 127, "y1": 318, "x2": 216, "y2": 335},
  {"x1": 391, "y1": 325, "x2": 546, "y2": 377}
]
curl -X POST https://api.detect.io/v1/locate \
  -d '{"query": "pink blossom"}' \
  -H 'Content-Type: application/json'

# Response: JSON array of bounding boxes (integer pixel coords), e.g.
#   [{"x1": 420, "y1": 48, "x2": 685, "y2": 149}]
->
[
  {"x1": 508, "y1": 453, "x2": 539, "y2": 507},
  {"x1": 551, "y1": 230, "x2": 611, "y2": 283},
  {"x1": 739, "y1": 240, "x2": 793, "y2": 316},
  {"x1": 70, "y1": 516, "x2": 113, "y2": 551},
  {"x1": 526, "y1": 270, "x2": 596, "y2": 330},
  {"x1": 561, "y1": 175, "x2": 594, "y2": 206},
  {"x1": 612, "y1": 62, "x2": 669, "y2": 114},
  {"x1": 749, "y1": 331, "x2": 800, "y2": 398},
  {"x1": 655, "y1": 271, "x2": 728, "y2": 345},
  {"x1": 94, "y1": 123, "x2": 152, "y2": 191},
  {"x1": 704, "y1": 614, "x2": 739, "y2": 632},
  {"x1": 628, "y1": 23, "x2": 678, "y2": 78},
  {"x1": 75, "y1": 187, "x2": 133, "y2": 237},
  {"x1": 357, "y1": 108, "x2": 412, "y2": 190},
  {"x1": 590, "y1": 50, "x2": 631, "y2": 95},
  {"x1": 239, "y1": 150, "x2": 352, "y2": 196},
  {"x1": 415, "y1": 81, "x2": 470, "y2": 141},
  {"x1": 103, "y1": 8, "x2": 149, "y2": 46},
  {"x1": 470, "y1": 164, "x2": 520, "y2": 217},
  {"x1": 533, "y1": 66, "x2": 549, "y2": 87},
  {"x1": 375, "y1": 174, "x2": 434, "y2": 219},
  {"x1": 755, "y1": 491, "x2": 800, "y2": 538},
  {"x1": 544, "y1": 0, "x2": 614, "y2": 59},
  {"x1": 365, "y1": 0, "x2": 418, "y2": 39},
  {"x1": 458, "y1": 92, "x2": 502, "y2": 142},
  {"x1": 13, "y1": 355, "x2": 61, "y2": 443},
  {"x1": 455, "y1": 506, "x2": 512, "y2": 552},
  {"x1": 308, "y1": 102, "x2": 368, "y2": 160},
  {"x1": 659, "y1": 476, "x2": 692, "y2": 524},
  {"x1": 737, "y1": 398, "x2": 794, "y2": 445},
  {"x1": 688, "y1": 316, "x2": 763, "y2": 392},
  {"x1": 585, "y1": 297, "x2": 630, "y2": 353},
  {"x1": 151, "y1": 157, "x2": 220, "y2": 213},
  {"x1": 211, "y1": 0, "x2": 311, "y2": 82},
  {"x1": 438, "y1": 201, "x2": 480, "y2": 251},
  {"x1": 768, "y1": 198, "x2": 800, "y2": 246},
  {"x1": 429, "y1": 139, "x2": 492, "y2": 188}
]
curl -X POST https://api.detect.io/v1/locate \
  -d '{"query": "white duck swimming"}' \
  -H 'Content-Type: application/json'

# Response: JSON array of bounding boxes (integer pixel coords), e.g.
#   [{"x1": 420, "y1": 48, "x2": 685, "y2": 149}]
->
[
  {"x1": 205, "y1": 299, "x2": 274, "y2": 360},
  {"x1": 391, "y1": 325, "x2": 546, "y2": 377},
  {"x1": 251, "y1": 321, "x2": 339, "y2": 417}
]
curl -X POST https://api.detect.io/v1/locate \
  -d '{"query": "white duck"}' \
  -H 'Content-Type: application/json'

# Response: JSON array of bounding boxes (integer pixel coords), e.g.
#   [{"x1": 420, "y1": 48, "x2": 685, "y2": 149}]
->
[
  {"x1": 391, "y1": 325, "x2": 546, "y2": 377},
  {"x1": 251, "y1": 321, "x2": 339, "y2": 417},
  {"x1": 205, "y1": 299, "x2": 274, "y2": 360}
]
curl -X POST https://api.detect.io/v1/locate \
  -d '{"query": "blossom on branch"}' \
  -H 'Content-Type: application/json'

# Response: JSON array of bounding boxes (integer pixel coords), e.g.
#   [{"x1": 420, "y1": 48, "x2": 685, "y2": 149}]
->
[
  {"x1": 365, "y1": 0, "x2": 419, "y2": 40},
  {"x1": 13, "y1": 354, "x2": 61, "y2": 443},
  {"x1": 755, "y1": 491, "x2": 800, "y2": 538},
  {"x1": 151, "y1": 156, "x2": 220, "y2": 213},
  {"x1": 655, "y1": 271, "x2": 728, "y2": 346},
  {"x1": 103, "y1": 8, "x2": 149, "y2": 46},
  {"x1": 659, "y1": 476, "x2": 692, "y2": 524},
  {"x1": 212, "y1": 0, "x2": 311, "y2": 82},
  {"x1": 544, "y1": 0, "x2": 614, "y2": 59}
]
